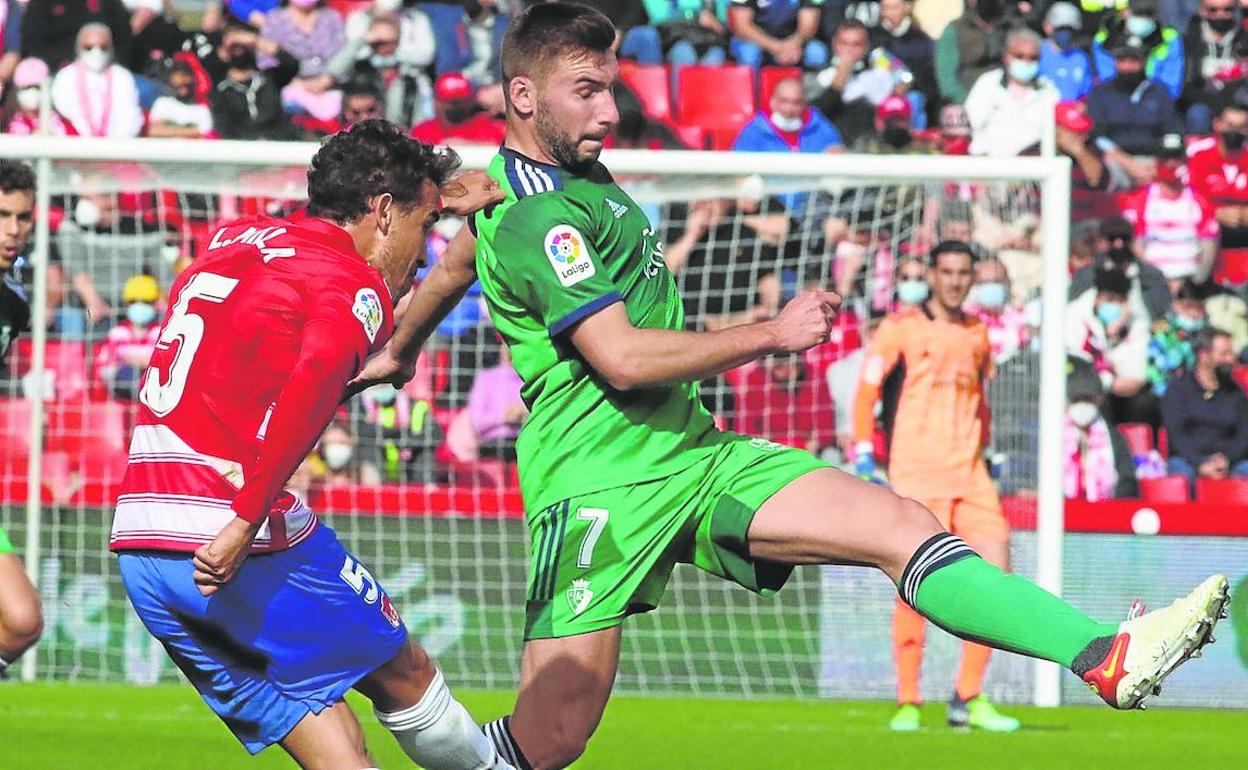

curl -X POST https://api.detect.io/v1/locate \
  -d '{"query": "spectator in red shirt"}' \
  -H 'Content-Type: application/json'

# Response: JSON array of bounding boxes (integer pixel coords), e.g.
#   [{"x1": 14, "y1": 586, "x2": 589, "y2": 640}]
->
[
  {"x1": 1187, "y1": 98, "x2": 1248, "y2": 273},
  {"x1": 410, "y1": 72, "x2": 505, "y2": 146},
  {"x1": 1120, "y1": 132, "x2": 1220, "y2": 285},
  {"x1": 734, "y1": 352, "x2": 837, "y2": 456},
  {"x1": 94, "y1": 274, "x2": 161, "y2": 400}
]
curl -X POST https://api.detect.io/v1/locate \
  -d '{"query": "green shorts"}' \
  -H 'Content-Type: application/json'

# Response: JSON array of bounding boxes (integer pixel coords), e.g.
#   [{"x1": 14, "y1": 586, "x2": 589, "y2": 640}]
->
[
  {"x1": 0, "y1": 525, "x2": 12, "y2": 555},
  {"x1": 524, "y1": 434, "x2": 826, "y2": 640}
]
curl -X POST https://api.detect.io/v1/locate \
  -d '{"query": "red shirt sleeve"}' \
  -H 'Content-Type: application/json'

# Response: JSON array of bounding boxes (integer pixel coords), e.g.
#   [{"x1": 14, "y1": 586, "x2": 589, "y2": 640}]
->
[{"x1": 230, "y1": 272, "x2": 386, "y2": 524}]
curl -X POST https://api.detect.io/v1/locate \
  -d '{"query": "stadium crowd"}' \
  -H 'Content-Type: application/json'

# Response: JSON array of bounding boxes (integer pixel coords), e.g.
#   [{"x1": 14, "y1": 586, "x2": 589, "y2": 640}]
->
[{"x1": 3, "y1": 0, "x2": 1248, "y2": 504}]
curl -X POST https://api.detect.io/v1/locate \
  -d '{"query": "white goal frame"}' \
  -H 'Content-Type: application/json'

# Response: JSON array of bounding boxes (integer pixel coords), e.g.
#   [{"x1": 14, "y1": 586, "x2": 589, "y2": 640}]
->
[{"x1": 0, "y1": 135, "x2": 1072, "y2": 705}]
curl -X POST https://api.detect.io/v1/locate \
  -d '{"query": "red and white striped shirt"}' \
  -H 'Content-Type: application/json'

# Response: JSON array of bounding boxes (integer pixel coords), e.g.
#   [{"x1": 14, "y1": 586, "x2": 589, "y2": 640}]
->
[
  {"x1": 1119, "y1": 184, "x2": 1219, "y2": 280},
  {"x1": 109, "y1": 215, "x2": 393, "y2": 553}
]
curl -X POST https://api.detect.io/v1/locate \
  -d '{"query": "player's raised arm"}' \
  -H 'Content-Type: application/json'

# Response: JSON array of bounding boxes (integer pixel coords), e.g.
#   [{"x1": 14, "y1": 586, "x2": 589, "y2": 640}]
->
[{"x1": 569, "y1": 289, "x2": 840, "y2": 391}]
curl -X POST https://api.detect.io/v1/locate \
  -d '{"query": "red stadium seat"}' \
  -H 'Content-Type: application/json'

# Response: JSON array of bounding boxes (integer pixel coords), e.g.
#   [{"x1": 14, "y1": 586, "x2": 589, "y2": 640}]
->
[
  {"x1": 1195, "y1": 477, "x2": 1248, "y2": 505},
  {"x1": 1139, "y1": 475, "x2": 1190, "y2": 503},
  {"x1": 619, "y1": 61, "x2": 672, "y2": 123},
  {"x1": 0, "y1": 397, "x2": 35, "y2": 463},
  {"x1": 11, "y1": 340, "x2": 89, "y2": 402},
  {"x1": 1157, "y1": 427, "x2": 1168, "y2": 458},
  {"x1": 759, "y1": 66, "x2": 802, "y2": 110},
  {"x1": 46, "y1": 400, "x2": 131, "y2": 481},
  {"x1": 676, "y1": 65, "x2": 756, "y2": 140},
  {"x1": 1116, "y1": 422, "x2": 1153, "y2": 456},
  {"x1": 668, "y1": 122, "x2": 706, "y2": 150},
  {"x1": 1213, "y1": 250, "x2": 1248, "y2": 285}
]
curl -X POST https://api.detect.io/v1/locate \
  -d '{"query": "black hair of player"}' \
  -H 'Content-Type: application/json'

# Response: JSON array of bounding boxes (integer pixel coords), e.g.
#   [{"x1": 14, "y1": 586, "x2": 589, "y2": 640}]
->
[
  {"x1": 499, "y1": 2, "x2": 615, "y2": 85},
  {"x1": 306, "y1": 119, "x2": 460, "y2": 225},
  {"x1": 0, "y1": 160, "x2": 35, "y2": 196},
  {"x1": 927, "y1": 239, "x2": 977, "y2": 267}
]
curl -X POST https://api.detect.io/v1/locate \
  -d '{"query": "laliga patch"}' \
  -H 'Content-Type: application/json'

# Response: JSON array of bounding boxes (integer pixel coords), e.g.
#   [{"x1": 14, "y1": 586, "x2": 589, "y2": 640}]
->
[
  {"x1": 380, "y1": 594, "x2": 402, "y2": 628},
  {"x1": 545, "y1": 225, "x2": 595, "y2": 287},
  {"x1": 352, "y1": 288, "x2": 383, "y2": 343}
]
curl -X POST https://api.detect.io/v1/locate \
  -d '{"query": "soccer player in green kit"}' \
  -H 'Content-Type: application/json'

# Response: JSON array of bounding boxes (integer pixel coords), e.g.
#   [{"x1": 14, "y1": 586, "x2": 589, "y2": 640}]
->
[{"x1": 359, "y1": 4, "x2": 1228, "y2": 768}]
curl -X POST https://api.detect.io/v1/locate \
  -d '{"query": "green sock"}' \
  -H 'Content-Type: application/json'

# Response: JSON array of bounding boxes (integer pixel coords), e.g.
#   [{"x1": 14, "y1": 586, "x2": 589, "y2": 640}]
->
[{"x1": 902, "y1": 534, "x2": 1118, "y2": 669}]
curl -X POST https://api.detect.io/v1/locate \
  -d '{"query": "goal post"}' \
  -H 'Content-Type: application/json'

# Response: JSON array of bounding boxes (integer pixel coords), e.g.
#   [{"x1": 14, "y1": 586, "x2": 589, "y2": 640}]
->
[{"x1": 0, "y1": 135, "x2": 1071, "y2": 705}]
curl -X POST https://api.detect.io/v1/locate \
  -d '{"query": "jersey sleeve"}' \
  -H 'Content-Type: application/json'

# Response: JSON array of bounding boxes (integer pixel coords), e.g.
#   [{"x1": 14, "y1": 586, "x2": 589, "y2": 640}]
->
[
  {"x1": 852, "y1": 316, "x2": 904, "y2": 444},
  {"x1": 230, "y1": 271, "x2": 382, "y2": 524},
  {"x1": 493, "y1": 194, "x2": 623, "y2": 337}
]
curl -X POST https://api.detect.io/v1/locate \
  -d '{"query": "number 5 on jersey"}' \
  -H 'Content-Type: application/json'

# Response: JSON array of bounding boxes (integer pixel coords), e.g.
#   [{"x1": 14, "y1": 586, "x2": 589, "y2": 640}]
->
[{"x1": 140, "y1": 272, "x2": 239, "y2": 417}]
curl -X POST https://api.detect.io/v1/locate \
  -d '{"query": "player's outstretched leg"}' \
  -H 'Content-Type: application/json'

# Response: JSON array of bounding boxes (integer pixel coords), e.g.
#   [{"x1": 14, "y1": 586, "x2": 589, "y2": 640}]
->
[
  {"x1": 0, "y1": 534, "x2": 43, "y2": 677},
  {"x1": 746, "y1": 468, "x2": 1229, "y2": 710},
  {"x1": 280, "y1": 700, "x2": 378, "y2": 770},
  {"x1": 358, "y1": 638, "x2": 514, "y2": 769},
  {"x1": 483, "y1": 627, "x2": 621, "y2": 770}
]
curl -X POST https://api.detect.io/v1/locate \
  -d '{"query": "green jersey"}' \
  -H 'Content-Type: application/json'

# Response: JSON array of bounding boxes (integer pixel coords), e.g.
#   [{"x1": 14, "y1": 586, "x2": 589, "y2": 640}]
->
[{"x1": 473, "y1": 148, "x2": 721, "y2": 509}]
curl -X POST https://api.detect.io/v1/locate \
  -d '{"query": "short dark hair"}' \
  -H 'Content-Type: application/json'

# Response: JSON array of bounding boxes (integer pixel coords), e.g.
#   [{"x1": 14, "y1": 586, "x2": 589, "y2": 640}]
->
[
  {"x1": 836, "y1": 19, "x2": 871, "y2": 38},
  {"x1": 500, "y1": 2, "x2": 616, "y2": 85},
  {"x1": 1192, "y1": 326, "x2": 1231, "y2": 355},
  {"x1": 306, "y1": 120, "x2": 460, "y2": 224},
  {"x1": 928, "y1": 239, "x2": 976, "y2": 266},
  {"x1": 0, "y1": 160, "x2": 35, "y2": 196},
  {"x1": 169, "y1": 60, "x2": 195, "y2": 80},
  {"x1": 1173, "y1": 278, "x2": 1204, "y2": 303},
  {"x1": 1094, "y1": 266, "x2": 1131, "y2": 295},
  {"x1": 342, "y1": 78, "x2": 383, "y2": 102}
]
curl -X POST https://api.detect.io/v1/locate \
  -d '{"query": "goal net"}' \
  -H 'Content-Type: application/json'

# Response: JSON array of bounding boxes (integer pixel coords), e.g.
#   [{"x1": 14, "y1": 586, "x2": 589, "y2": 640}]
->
[{"x1": 8, "y1": 139, "x2": 1235, "y2": 710}]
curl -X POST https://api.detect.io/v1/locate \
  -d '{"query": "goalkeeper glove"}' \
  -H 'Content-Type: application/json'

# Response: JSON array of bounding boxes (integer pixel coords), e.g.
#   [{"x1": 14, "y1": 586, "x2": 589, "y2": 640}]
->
[{"x1": 853, "y1": 441, "x2": 877, "y2": 481}]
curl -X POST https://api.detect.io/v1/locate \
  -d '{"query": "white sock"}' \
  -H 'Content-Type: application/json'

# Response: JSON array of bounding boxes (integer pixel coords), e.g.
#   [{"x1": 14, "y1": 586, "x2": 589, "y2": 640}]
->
[{"x1": 374, "y1": 669, "x2": 513, "y2": 770}]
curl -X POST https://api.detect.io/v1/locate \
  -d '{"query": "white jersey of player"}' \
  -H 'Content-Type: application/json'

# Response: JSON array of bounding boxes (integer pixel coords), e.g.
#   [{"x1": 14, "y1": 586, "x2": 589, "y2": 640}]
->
[{"x1": 110, "y1": 215, "x2": 393, "y2": 553}]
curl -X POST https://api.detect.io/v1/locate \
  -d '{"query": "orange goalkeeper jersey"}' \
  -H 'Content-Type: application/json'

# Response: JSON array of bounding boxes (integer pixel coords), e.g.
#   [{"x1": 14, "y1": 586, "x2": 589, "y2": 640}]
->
[{"x1": 852, "y1": 305, "x2": 994, "y2": 497}]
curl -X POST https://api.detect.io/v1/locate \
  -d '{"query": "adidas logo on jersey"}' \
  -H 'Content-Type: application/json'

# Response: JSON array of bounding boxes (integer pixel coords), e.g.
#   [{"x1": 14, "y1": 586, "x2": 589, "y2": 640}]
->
[{"x1": 605, "y1": 198, "x2": 629, "y2": 219}]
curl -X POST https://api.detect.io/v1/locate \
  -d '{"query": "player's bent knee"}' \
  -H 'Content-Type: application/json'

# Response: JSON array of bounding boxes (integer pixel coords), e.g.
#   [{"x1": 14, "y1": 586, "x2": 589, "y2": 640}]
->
[
  {"x1": 0, "y1": 596, "x2": 43, "y2": 653},
  {"x1": 876, "y1": 497, "x2": 946, "y2": 578}
]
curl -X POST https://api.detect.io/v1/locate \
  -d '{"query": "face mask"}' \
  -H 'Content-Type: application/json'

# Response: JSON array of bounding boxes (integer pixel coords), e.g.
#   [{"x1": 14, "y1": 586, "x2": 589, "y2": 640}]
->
[
  {"x1": 1126, "y1": 17, "x2": 1157, "y2": 37},
  {"x1": 1052, "y1": 28, "x2": 1076, "y2": 49},
  {"x1": 374, "y1": 0, "x2": 402, "y2": 12},
  {"x1": 228, "y1": 48, "x2": 257, "y2": 71},
  {"x1": 444, "y1": 102, "x2": 476, "y2": 124},
  {"x1": 1155, "y1": 162, "x2": 1183, "y2": 186},
  {"x1": 1209, "y1": 16, "x2": 1237, "y2": 33},
  {"x1": 74, "y1": 199, "x2": 101, "y2": 228},
  {"x1": 881, "y1": 124, "x2": 912, "y2": 148},
  {"x1": 1096, "y1": 302, "x2": 1123, "y2": 326},
  {"x1": 1115, "y1": 70, "x2": 1146, "y2": 90},
  {"x1": 1067, "y1": 401, "x2": 1100, "y2": 428},
  {"x1": 1222, "y1": 130, "x2": 1246, "y2": 150},
  {"x1": 1215, "y1": 362, "x2": 1236, "y2": 383},
  {"x1": 369, "y1": 53, "x2": 399, "y2": 69},
  {"x1": 1007, "y1": 59, "x2": 1039, "y2": 82},
  {"x1": 1172, "y1": 313, "x2": 1207, "y2": 332},
  {"x1": 370, "y1": 385, "x2": 397, "y2": 405},
  {"x1": 16, "y1": 87, "x2": 40, "y2": 112},
  {"x1": 127, "y1": 302, "x2": 157, "y2": 326},
  {"x1": 322, "y1": 442, "x2": 353, "y2": 470},
  {"x1": 771, "y1": 112, "x2": 804, "y2": 132},
  {"x1": 1107, "y1": 245, "x2": 1135, "y2": 265},
  {"x1": 897, "y1": 279, "x2": 929, "y2": 305},
  {"x1": 79, "y1": 47, "x2": 111, "y2": 73},
  {"x1": 290, "y1": 0, "x2": 319, "y2": 9},
  {"x1": 973, "y1": 282, "x2": 1008, "y2": 310}
]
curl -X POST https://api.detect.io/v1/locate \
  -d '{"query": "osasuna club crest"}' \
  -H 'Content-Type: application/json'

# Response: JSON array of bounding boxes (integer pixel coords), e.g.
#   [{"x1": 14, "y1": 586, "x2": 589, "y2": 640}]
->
[{"x1": 567, "y1": 579, "x2": 593, "y2": 616}]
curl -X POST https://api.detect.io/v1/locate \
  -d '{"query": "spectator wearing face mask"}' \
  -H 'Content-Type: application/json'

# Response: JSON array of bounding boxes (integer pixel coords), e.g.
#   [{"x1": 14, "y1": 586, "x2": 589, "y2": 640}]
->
[
  {"x1": 260, "y1": 0, "x2": 345, "y2": 122},
  {"x1": 869, "y1": 0, "x2": 936, "y2": 125},
  {"x1": 1092, "y1": 0, "x2": 1186, "y2": 99},
  {"x1": 1161, "y1": 326, "x2": 1248, "y2": 485},
  {"x1": 1066, "y1": 265, "x2": 1154, "y2": 424},
  {"x1": 328, "y1": 13, "x2": 433, "y2": 127},
  {"x1": 1054, "y1": 100, "x2": 1110, "y2": 220},
  {"x1": 50, "y1": 23, "x2": 142, "y2": 138},
  {"x1": 19, "y1": 0, "x2": 133, "y2": 71},
  {"x1": 852, "y1": 94, "x2": 936, "y2": 152},
  {"x1": 1070, "y1": 215, "x2": 1173, "y2": 321},
  {"x1": 1086, "y1": 34, "x2": 1183, "y2": 189},
  {"x1": 341, "y1": 0, "x2": 435, "y2": 73},
  {"x1": 4, "y1": 57, "x2": 73, "y2": 135},
  {"x1": 461, "y1": 0, "x2": 512, "y2": 87},
  {"x1": 964, "y1": 257, "x2": 1028, "y2": 364},
  {"x1": 935, "y1": 102, "x2": 972, "y2": 155},
  {"x1": 1179, "y1": 0, "x2": 1248, "y2": 132},
  {"x1": 1064, "y1": 355, "x2": 1139, "y2": 501},
  {"x1": 338, "y1": 79, "x2": 383, "y2": 126},
  {"x1": 964, "y1": 28, "x2": 1059, "y2": 157},
  {"x1": 1039, "y1": 2, "x2": 1093, "y2": 100},
  {"x1": 1187, "y1": 99, "x2": 1248, "y2": 271},
  {"x1": 93, "y1": 274, "x2": 161, "y2": 400},
  {"x1": 357, "y1": 384, "x2": 442, "y2": 483},
  {"x1": 1118, "y1": 133, "x2": 1220, "y2": 285},
  {"x1": 147, "y1": 59, "x2": 214, "y2": 138},
  {"x1": 811, "y1": 20, "x2": 907, "y2": 144},
  {"x1": 1147, "y1": 278, "x2": 1208, "y2": 395},
  {"x1": 210, "y1": 24, "x2": 301, "y2": 140},
  {"x1": 316, "y1": 421, "x2": 382, "y2": 486},
  {"x1": 893, "y1": 254, "x2": 929, "y2": 308},
  {"x1": 410, "y1": 72, "x2": 506, "y2": 145}
]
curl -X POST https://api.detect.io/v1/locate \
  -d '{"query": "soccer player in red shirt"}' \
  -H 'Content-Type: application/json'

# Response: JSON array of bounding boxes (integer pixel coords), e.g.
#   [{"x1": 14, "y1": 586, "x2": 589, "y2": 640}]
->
[{"x1": 111, "y1": 121, "x2": 513, "y2": 769}]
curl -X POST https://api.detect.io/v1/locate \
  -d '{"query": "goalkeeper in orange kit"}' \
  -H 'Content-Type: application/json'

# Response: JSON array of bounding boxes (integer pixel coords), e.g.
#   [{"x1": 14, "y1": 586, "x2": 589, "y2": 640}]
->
[{"x1": 853, "y1": 240, "x2": 1020, "y2": 732}]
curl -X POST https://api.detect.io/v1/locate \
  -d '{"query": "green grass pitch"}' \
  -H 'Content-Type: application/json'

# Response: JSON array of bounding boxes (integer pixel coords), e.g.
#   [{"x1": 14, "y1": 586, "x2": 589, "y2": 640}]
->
[{"x1": 2, "y1": 683, "x2": 1243, "y2": 769}]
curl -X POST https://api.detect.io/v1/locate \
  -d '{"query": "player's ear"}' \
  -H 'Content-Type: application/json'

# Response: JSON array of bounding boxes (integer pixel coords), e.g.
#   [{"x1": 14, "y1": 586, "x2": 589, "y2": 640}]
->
[
  {"x1": 373, "y1": 192, "x2": 395, "y2": 234},
  {"x1": 509, "y1": 76, "x2": 535, "y2": 117}
]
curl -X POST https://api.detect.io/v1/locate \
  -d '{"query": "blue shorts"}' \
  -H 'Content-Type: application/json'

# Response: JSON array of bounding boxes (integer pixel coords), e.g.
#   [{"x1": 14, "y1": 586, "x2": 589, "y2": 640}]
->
[{"x1": 118, "y1": 524, "x2": 408, "y2": 754}]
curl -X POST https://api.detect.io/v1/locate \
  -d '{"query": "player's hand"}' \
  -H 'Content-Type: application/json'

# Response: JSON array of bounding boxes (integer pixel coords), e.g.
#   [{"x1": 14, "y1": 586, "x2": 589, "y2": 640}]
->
[
  {"x1": 193, "y1": 516, "x2": 262, "y2": 596},
  {"x1": 439, "y1": 170, "x2": 504, "y2": 218},
  {"x1": 344, "y1": 344, "x2": 414, "y2": 400},
  {"x1": 767, "y1": 290, "x2": 841, "y2": 353}
]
